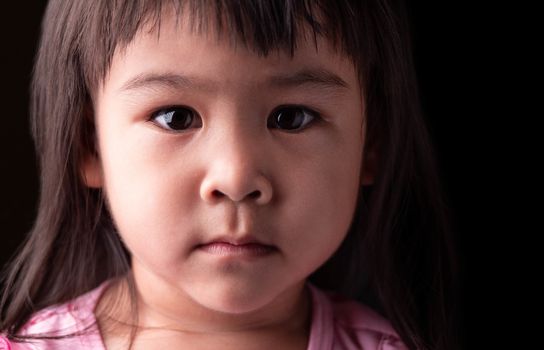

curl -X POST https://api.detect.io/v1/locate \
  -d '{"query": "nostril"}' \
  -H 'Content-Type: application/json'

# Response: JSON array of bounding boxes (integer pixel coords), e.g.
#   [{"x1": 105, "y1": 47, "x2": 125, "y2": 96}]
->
[
  {"x1": 249, "y1": 191, "x2": 261, "y2": 199},
  {"x1": 212, "y1": 190, "x2": 224, "y2": 198},
  {"x1": 210, "y1": 189, "x2": 261, "y2": 201}
]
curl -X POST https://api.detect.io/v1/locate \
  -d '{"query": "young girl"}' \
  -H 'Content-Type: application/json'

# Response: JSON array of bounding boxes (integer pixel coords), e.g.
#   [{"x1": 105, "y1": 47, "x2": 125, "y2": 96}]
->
[{"x1": 0, "y1": 0, "x2": 461, "y2": 349}]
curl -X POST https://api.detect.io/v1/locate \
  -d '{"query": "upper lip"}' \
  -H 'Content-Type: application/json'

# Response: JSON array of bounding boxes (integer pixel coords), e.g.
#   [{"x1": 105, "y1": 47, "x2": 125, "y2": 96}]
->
[{"x1": 199, "y1": 234, "x2": 274, "y2": 247}]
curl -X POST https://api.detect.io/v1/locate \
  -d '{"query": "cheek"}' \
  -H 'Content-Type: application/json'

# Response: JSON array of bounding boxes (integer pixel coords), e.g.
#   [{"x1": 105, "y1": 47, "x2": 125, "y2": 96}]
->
[
  {"x1": 278, "y1": 135, "x2": 362, "y2": 268},
  {"x1": 99, "y1": 132, "x2": 196, "y2": 266}
]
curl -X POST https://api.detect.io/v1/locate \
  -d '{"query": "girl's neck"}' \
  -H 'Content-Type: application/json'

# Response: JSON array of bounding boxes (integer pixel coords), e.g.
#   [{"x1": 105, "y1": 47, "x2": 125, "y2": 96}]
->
[{"x1": 94, "y1": 277, "x2": 312, "y2": 350}]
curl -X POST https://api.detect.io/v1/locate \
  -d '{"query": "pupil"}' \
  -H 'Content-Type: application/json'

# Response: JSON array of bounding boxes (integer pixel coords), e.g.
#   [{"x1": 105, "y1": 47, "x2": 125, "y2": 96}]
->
[
  {"x1": 165, "y1": 109, "x2": 191, "y2": 129},
  {"x1": 277, "y1": 108, "x2": 303, "y2": 130}
]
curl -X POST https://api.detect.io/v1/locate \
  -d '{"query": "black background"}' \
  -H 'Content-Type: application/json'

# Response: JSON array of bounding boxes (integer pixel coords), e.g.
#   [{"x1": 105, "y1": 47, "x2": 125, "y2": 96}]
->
[{"x1": 0, "y1": 1, "x2": 498, "y2": 348}]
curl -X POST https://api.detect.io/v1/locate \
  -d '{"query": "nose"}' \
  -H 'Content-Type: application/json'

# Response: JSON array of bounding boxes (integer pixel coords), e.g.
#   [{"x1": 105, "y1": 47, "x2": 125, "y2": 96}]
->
[{"x1": 199, "y1": 128, "x2": 273, "y2": 206}]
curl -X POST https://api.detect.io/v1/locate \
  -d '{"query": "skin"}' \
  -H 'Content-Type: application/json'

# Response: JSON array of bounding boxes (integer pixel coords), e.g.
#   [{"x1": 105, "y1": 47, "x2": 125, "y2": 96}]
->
[{"x1": 82, "y1": 8, "x2": 374, "y2": 350}]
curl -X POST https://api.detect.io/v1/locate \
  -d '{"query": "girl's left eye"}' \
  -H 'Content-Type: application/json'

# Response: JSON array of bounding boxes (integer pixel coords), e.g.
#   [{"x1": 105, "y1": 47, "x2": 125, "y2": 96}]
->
[{"x1": 267, "y1": 105, "x2": 320, "y2": 132}]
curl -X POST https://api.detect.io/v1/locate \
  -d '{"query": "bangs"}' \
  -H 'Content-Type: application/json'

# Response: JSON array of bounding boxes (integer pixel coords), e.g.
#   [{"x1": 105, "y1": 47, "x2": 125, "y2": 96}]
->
[
  {"x1": 144, "y1": 0, "x2": 331, "y2": 56},
  {"x1": 75, "y1": 0, "x2": 363, "y2": 95}
]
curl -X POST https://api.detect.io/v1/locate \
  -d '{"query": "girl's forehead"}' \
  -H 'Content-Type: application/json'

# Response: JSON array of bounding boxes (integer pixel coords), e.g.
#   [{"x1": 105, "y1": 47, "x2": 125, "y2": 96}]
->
[
  {"x1": 119, "y1": 5, "x2": 349, "y2": 68},
  {"x1": 105, "y1": 8, "x2": 357, "y2": 96}
]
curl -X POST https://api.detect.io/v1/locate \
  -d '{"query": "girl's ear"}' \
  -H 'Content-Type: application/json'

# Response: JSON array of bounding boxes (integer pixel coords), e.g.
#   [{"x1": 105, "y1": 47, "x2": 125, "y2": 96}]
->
[
  {"x1": 80, "y1": 104, "x2": 103, "y2": 188},
  {"x1": 360, "y1": 148, "x2": 377, "y2": 186},
  {"x1": 81, "y1": 154, "x2": 103, "y2": 188}
]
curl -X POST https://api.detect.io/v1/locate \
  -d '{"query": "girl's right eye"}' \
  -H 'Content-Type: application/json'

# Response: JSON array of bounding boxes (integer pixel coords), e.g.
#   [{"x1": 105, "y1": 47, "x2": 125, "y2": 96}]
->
[{"x1": 150, "y1": 106, "x2": 202, "y2": 132}]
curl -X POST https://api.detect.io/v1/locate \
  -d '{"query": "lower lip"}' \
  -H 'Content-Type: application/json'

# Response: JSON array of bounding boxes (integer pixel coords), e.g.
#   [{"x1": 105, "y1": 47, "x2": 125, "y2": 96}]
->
[{"x1": 198, "y1": 242, "x2": 277, "y2": 257}]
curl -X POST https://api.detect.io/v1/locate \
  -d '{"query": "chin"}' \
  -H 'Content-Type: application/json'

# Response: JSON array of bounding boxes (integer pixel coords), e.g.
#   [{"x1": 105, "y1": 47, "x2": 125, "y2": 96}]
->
[{"x1": 191, "y1": 282, "x2": 274, "y2": 315}]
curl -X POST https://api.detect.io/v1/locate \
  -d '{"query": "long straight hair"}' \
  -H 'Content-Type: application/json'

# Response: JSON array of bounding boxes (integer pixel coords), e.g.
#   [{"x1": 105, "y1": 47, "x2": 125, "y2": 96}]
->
[{"x1": 1, "y1": 1, "x2": 462, "y2": 349}]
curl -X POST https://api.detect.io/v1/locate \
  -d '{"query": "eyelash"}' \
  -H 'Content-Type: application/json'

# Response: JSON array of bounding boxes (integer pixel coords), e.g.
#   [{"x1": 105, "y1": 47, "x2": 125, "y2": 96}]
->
[{"x1": 147, "y1": 104, "x2": 322, "y2": 134}]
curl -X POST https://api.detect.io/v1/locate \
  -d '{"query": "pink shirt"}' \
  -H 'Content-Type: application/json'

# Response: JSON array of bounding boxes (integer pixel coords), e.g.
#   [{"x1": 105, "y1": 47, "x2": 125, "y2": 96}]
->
[{"x1": 1, "y1": 281, "x2": 408, "y2": 349}]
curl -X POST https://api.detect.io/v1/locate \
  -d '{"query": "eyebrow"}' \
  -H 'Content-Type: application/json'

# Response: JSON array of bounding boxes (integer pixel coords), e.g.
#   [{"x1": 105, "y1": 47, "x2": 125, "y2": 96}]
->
[{"x1": 118, "y1": 68, "x2": 350, "y2": 94}]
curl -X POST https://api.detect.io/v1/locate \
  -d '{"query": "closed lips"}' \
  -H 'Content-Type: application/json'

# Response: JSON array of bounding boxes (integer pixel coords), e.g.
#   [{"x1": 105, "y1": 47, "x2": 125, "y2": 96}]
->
[{"x1": 198, "y1": 242, "x2": 277, "y2": 255}]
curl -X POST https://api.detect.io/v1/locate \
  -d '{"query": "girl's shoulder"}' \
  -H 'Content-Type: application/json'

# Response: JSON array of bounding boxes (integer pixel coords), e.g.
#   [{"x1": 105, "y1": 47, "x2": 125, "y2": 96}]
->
[
  {"x1": 307, "y1": 283, "x2": 408, "y2": 350},
  {"x1": 0, "y1": 281, "x2": 110, "y2": 350}
]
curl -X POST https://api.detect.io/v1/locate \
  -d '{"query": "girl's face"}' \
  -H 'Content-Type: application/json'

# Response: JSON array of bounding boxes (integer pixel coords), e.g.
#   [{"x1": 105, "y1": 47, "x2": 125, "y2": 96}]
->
[{"x1": 85, "y1": 10, "x2": 369, "y2": 322}]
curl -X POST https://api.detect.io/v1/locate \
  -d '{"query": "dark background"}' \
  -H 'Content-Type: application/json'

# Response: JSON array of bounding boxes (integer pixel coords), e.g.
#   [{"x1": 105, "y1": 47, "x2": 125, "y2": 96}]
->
[{"x1": 0, "y1": 1, "x2": 496, "y2": 348}]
